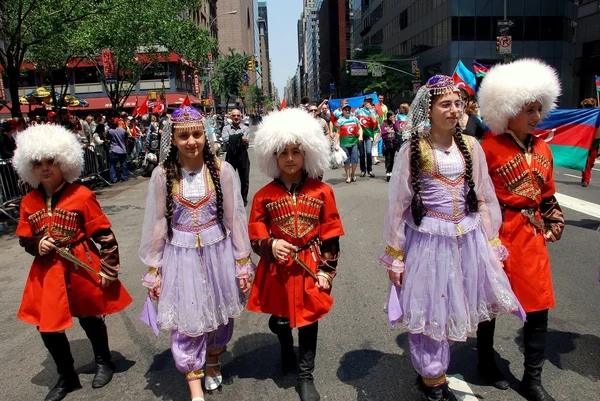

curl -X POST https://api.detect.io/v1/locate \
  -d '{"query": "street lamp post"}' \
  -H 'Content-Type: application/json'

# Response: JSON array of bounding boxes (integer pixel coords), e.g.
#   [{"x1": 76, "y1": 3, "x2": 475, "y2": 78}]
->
[{"x1": 208, "y1": 10, "x2": 237, "y2": 110}]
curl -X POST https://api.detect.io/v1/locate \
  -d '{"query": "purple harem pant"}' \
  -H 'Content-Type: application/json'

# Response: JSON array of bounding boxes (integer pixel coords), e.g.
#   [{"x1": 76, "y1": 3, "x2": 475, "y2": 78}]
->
[
  {"x1": 171, "y1": 319, "x2": 235, "y2": 376},
  {"x1": 409, "y1": 333, "x2": 450, "y2": 384}
]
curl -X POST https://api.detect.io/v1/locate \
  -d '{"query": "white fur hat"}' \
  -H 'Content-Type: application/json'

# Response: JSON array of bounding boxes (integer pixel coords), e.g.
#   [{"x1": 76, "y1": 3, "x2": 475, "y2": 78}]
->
[
  {"x1": 12, "y1": 124, "x2": 83, "y2": 186},
  {"x1": 478, "y1": 58, "x2": 561, "y2": 134},
  {"x1": 254, "y1": 108, "x2": 330, "y2": 179}
]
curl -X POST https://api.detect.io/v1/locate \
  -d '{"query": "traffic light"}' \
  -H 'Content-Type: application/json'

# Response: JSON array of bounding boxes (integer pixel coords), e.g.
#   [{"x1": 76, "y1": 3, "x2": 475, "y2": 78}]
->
[
  {"x1": 415, "y1": 68, "x2": 421, "y2": 80},
  {"x1": 254, "y1": 59, "x2": 259, "y2": 72},
  {"x1": 248, "y1": 59, "x2": 254, "y2": 72},
  {"x1": 496, "y1": 36, "x2": 500, "y2": 52},
  {"x1": 345, "y1": 62, "x2": 350, "y2": 74}
]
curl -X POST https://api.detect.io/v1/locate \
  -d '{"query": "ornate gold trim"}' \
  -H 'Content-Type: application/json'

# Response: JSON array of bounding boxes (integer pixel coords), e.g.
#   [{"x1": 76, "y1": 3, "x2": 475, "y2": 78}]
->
[
  {"x1": 235, "y1": 256, "x2": 252, "y2": 266},
  {"x1": 385, "y1": 246, "x2": 405, "y2": 261},
  {"x1": 489, "y1": 237, "x2": 502, "y2": 247},
  {"x1": 185, "y1": 369, "x2": 204, "y2": 381},
  {"x1": 422, "y1": 374, "x2": 447, "y2": 387}
]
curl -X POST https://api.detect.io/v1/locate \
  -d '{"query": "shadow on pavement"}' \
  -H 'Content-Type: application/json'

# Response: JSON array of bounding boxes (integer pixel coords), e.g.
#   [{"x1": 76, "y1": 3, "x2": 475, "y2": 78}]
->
[
  {"x1": 564, "y1": 218, "x2": 600, "y2": 231},
  {"x1": 31, "y1": 338, "x2": 134, "y2": 389},
  {"x1": 515, "y1": 328, "x2": 600, "y2": 382},
  {"x1": 145, "y1": 348, "x2": 186, "y2": 400},
  {"x1": 336, "y1": 333, "x2": 422, "y2": 400},
  {"x1": 226, "y1": 333, "x2": 297, "y2": 390}
]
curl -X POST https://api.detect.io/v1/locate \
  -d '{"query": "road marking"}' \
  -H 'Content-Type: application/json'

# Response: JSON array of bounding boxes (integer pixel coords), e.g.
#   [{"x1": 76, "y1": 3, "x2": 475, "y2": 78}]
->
[
  {"x1": 447, "y1": 374, "x2": 478, "y2": 401},
  {"x1": 555, "y1": 193, "x2": 600, "y2": 219},
  {"x1": 593, "y1": 168, "x2": 600, "y2": 172},
  {"x1": 563, "y1": 173, "x2": 581, "y2": 179}
]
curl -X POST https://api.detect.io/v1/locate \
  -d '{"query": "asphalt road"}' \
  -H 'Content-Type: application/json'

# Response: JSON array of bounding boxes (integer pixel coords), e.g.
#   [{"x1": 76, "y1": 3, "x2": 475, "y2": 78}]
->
[{"x1": 1, "y1": 128, "x2": 599, "y2": 401}]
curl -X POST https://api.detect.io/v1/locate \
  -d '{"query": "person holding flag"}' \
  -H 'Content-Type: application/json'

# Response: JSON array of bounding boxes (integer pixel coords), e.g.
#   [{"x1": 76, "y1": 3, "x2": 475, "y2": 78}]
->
[
  {"x1": 335, "y1": 103, "x2": 362, "y2": 183},
  {"x1": 355, "y1": 96, "x2": 378, "y2": 177},
  {"x1": 478, "y1": 58, "x2": 565, "y2": 401},
  {"x1": 579, "y1": 98, "x2": 600, "y2": 187}
]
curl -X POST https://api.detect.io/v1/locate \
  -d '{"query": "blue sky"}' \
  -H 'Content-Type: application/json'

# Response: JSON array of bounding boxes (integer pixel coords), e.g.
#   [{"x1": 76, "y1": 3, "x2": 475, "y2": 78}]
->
[{"x1": 266, "y1": 0, "x2": 303, "y2": 99}]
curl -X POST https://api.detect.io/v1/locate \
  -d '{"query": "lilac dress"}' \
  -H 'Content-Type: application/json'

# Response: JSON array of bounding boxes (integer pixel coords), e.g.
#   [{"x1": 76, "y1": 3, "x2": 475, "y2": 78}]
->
[
  {"x1": 139, "y1": 162, "x2": 254, "y2": 337},
  {"x1": 380, "y1": 135, "x2": 524, "y2": 342}
]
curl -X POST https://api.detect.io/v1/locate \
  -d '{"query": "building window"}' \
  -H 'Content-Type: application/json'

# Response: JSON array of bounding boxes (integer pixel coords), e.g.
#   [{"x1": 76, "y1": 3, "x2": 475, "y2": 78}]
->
[{"x1": 399, "y1": 9, "x2": 408, "y2": 30}]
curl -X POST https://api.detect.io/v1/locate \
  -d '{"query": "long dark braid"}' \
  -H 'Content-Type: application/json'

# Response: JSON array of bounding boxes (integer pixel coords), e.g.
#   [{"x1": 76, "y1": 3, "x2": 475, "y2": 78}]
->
[
  {"x1": 453, "y1": 129, "x2": 478, "y2": 213},
  {"x1": 203, "y1": 145, "x2": 227, "y2": 236},
  {"x1": 410, "y1": 132, "x2": 426, "y2": 225},
  {"x1": 163, "y1": 144, "x2": 181, "y2": 241}
]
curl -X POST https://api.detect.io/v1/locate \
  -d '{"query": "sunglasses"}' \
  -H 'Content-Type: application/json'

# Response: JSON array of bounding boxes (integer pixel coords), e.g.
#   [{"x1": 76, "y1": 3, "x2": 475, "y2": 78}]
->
[
  {"x1": 309, "y1": 109, "x2": 318, "y2": 112},
  {"x1": 231, "y1": 114, "x2": 241, "y2": 117}
]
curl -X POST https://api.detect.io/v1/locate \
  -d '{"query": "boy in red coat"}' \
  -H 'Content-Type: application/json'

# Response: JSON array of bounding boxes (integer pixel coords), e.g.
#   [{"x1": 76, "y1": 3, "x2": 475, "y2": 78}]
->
[
  {"x1": 12, "y1": 125, "x2": 132, "y2": 401},
  {"x1": 248, "y1": 108, "x2": 344, "y2": 401}
]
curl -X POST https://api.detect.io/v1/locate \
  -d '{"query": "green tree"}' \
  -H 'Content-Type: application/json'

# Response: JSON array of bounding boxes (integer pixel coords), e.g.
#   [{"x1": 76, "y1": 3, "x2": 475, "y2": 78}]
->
[
  {"x1": 211, "y1": 50, "x2": 252, "y2": 112},
  {"x1": 241, "y1": 84, "x2": 264, "y2": 112},
  {"x1": 0, "y1": 0, "x2": 110, "y2": 117},
  {"x1": 77, "y1": 0, "x2": 216, "y2": 115},
  {"x1": 340, "y1": 47, "x2": 413, "y2": 102}
]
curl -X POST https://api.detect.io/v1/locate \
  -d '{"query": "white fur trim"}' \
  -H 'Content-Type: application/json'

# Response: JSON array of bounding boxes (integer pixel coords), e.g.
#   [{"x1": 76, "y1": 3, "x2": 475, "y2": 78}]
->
[
  {"x1": 254, "y1": 108, "x2": 330, "y2": 179},
  {"x1": 478, "y1": 58, "x2": 561, "y2": 134},
  {"x1": 12, "y1": 124, "x2": 84, "y2": 186}
]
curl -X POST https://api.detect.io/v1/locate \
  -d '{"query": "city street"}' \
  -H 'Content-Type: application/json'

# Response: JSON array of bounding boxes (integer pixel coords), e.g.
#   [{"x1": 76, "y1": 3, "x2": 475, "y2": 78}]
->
[{"x1": 1, "y1": 127, "x2": 600, "y2": 401}]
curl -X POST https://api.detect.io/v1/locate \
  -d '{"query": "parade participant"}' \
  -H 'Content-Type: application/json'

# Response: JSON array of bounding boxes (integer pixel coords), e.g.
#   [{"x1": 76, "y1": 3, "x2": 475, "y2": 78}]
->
[
  {"x1": 381, "y1": 112, "x2": 400, "y2": 181},
  {"x1": 373, "y1": 94, "x2": 388, "y2": 166},
  {"x1": 478, "y1": 58, "x2": 565, "y2": 401},
  {"x1": 139, "y1": 103, "x2": 254, "y2": 401},
  {"x1": 221, "y1": 108, "x2": 251, "y2": 206},
  {"x1": 355, "y1": 96, "x2": 378, "y2": 177},
  {"x1": 579, "y1": 98, "x2": 600, "y2": 187},
  {"x1": 12, "y1": 124, "x2": 132, "y2": 401},
  {"x1": 380, "y1": 75, "x2": 523, "y2": 401},
  {"x1": 336, "y1": 104, "x2": 362, "y2": 183},
  {"x1": 248, "y1": 108, "x2": 344, "y2": 401}
]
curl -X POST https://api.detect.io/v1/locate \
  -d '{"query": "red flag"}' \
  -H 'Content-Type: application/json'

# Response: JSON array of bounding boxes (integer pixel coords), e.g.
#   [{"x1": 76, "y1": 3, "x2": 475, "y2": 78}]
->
[
  {"x1": 152, "y1": 102, "x2": 165, "y2": 115},
  {"x1": 182, "y1": 95, "x2": 191, "y2": 107},
  {"x1": 280, "y1": 97, "x2": 286, "y2": 109},
  {"x1": 374, "y1": 103, "x2": 383, "y2": 118},
  {"x1": 135, "y1": 95, "x2": 149, "y2": 116}
]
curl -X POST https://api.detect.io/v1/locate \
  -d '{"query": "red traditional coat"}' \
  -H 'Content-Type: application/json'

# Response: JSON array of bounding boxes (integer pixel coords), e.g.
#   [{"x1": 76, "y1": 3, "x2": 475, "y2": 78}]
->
[
  {"x1": 16, "y1": 183, "x2": 132, "y2": 332},
  {"x1": 247, "y1": 179, "x2": 344, "y2": 328},
  {"x1": 482, "y1": 133, "x2": 564, "y2": 312}
]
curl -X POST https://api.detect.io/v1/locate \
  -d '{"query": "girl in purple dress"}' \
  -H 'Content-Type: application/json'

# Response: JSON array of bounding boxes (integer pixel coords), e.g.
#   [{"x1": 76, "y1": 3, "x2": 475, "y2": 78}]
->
[
  {"x1": 139, "y1": 103, "x2": 254, "y2": 401},
  {"x1": 379, "y1": 75, "x2": 524, "y2": 401}
]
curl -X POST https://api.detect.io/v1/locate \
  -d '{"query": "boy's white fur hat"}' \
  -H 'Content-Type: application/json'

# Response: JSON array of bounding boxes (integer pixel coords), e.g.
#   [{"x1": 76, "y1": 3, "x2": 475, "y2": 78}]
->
[
  {"x1": 254, "y1": 108, "x2": 330, "y2": 179},
  {"x1": 478, "y1": 58, "x2": 561, "y2": 134},
  {"x1": 12, "y1": 124, "x2": 83, "y2": 186}
]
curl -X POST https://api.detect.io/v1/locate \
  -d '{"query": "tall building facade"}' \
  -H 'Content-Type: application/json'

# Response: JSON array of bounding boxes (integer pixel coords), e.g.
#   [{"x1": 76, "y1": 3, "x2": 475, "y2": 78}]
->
[
  {"x1": 355, "y1": 0, "x2": 578, "y2": 106},
  {"x1": 318, "y1": 0, "x2": 350, "y2": 99},
  {"x1": 305, "y1": 3, "x2": 321, "y2": 102},
  {"x1": 258, "y1": 1, "x2": 272, "y2": 98},
  {"x1": 216, "y1": 0, "x2": 260, "y2": 86},
  {"x1": 575, "y1": 0, "x2": 600, "y2": 103}
]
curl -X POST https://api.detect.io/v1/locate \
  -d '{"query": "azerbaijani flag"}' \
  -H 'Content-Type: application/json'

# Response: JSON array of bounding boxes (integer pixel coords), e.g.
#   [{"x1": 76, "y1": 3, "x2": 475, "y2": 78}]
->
[
  {"x1": 328, "y1": 92, "x2": 380, "y2": 128},
  {"x1": 473, "y1": 60, "x2": 491, "y2": 77},
  {"x1": 595, "y1": 76, "x2": 600, "y2": 93},
  {"x1": 452, "y1": 60, "x2": 476, "y2": 95},
  {"x1": 533, "y1": 108, "x2": 600, "y2": 171}
]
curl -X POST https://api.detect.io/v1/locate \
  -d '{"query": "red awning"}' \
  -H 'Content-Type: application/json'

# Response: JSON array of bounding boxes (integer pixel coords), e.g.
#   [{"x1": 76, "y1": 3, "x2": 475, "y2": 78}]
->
[
  {"x1": 0, "y1": 103, "x2": 46, "y2": 115},
  {"x1": 0, "y1": 92, "x2": 203, "y2": 115}
]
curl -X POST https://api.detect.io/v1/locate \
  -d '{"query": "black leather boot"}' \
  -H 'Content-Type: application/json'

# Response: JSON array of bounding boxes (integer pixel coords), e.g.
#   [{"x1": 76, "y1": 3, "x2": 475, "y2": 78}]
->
[
  {"x1": 296, "y1": 322, "x2": 320, "y2": 401},
  {"x1": 476, "y1": 319, "x2": 509, "y2": 390},
  {"x1": 269, "y1": 315, "x2": 297, "y2": 374},
  {"x1": 40, "y1": 332, "x2": 82, "y2": 401},
  {"x1": 519, "y1": 310, "x2": 555, "y2": 401},
  {"x1": 79, "y1": 316, "x2": 115, "y2": 388}
]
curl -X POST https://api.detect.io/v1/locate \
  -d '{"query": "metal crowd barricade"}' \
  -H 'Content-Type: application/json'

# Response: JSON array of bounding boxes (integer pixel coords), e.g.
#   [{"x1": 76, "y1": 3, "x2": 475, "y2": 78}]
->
[
  {"x1": 0, "y1": 160, "x2": 32, "y2": 222},
  {"x1": 79, "y1": 145, "x2": 111, "y2": 187}
]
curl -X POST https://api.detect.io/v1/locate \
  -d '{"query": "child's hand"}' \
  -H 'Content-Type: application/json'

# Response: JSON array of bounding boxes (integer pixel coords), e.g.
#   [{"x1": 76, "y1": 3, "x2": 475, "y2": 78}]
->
[
  {"x1": 39, "y1": 237, "x2": 56, "y2": 256},
  {"x1": 388, "y1": 270, "x2": 404, "y2": 287},
  {"x1": 148, "y1": 278, "x2": 161, "y2": 300},
  {"x1": 273, "y1": 239, "x2": 297, "y2": 262},
  {"x1": 239, "y1": 276, "x2": 253, "y2": 293},
  {"x1": 316, "y1": 275, "x2": 331, "y2": 291}
]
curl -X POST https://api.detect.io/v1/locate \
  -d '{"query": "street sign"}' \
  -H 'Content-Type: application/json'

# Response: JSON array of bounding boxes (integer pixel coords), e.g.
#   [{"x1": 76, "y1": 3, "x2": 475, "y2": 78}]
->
[
  {"x1": 411, "y1": 60, "x2": 418, "y2": 74},
  {"x1": 329, "y1": 83, "x2": 336, "y2": 91},
  {"x1": 194, "y1": 75, "x2": 200, "y2": 94},
  {"x1": 372, "y1": 64, "x2": 383, "y2": 77},
  {"x1": 351, "y1": 64, "x2": 368, "y2": 76},
  {"x1": 498, "y1": 35, "x2": 512, "y2": 55},
  {"x1": 496, "y1": 19, "x2": 515, "y2": 36},
  {"x1": 102, "y1": 49, "x2": 116, "y2": 84}
]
